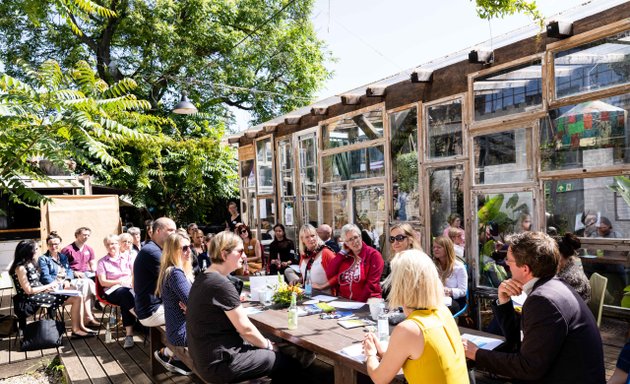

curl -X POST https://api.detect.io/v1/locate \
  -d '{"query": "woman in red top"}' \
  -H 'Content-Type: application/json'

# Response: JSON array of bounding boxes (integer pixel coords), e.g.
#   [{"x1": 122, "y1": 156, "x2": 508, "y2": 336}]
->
[
  {"x1": 285, "y1": 224, "x2": 335, "y2": 294},
  {"x1": 325, "y1": 223, "x2": 384, "y2": 302}
]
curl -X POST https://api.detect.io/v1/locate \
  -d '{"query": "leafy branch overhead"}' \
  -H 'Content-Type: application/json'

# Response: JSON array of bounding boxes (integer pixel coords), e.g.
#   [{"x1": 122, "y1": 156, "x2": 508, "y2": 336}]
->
[{"x1": 475, "y1": 0, "x2": 543, "y2": 27}]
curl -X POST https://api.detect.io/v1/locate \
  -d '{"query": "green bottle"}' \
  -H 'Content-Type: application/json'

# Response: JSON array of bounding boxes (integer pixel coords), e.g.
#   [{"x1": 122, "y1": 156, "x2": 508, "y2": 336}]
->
[{"x1": 288, "y1": 292, "x2": 298, "y2": 330}]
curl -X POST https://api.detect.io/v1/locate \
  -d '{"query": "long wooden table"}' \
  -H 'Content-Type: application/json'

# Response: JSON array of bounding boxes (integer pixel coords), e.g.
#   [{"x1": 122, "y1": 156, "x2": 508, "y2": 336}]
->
[{"x1": 248, "y1": 302, "x2": 376, "y2": 384}]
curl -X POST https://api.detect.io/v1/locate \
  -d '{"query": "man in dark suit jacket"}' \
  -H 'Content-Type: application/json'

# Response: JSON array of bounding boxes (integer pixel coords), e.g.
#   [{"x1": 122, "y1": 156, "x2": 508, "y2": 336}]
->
[{"x1": 464, "y1": 231, "x2": 605, "y2": 384}]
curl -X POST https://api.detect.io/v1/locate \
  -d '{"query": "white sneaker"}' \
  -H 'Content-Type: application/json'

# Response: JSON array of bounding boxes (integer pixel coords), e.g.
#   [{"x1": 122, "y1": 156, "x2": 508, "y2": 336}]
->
[{"x1": 123, "y1": 335, "x2": 134, "y2": 349}]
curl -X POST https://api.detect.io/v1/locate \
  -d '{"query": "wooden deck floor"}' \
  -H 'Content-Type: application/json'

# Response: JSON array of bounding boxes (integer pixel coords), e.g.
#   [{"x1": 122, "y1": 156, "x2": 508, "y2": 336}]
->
[{"x1": 1, "y1": 287, "x2": 627, "y2": 383}]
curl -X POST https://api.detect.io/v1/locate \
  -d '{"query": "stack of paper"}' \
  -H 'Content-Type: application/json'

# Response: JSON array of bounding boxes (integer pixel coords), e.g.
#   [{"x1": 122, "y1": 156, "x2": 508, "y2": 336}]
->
[{"x1": 339, "y1": 343, "x2": 365, "y2": 362}]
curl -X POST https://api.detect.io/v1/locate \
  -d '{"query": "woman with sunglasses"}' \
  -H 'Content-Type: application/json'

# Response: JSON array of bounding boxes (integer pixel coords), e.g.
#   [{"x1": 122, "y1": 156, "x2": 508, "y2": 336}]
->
[
  {"x1": 285, "y1": 224, "x2": 336, "y2": 293},
  {"x1": 97, "y1": 234, "x2": 136, "y2": 348},
  {"x1": 325, "y1": 223, "x2": 384, "y2": 302},
  {"x1": 382, "y1": 224, "x2": 423, "y2": 283},
  {"x1": 235, "y1": 225, "x2": 262, "y2": 275},
  {"x1": 187, "y1": 231, "x2": 303, "y2": 383},
  {"x1": 154, "y1": 232, "x2": 194, "y2": 375},
  {"x1": 432, "y1": 236, "x2": 467, "y2": 314},
  {"x1": 268, "y1": 223, "x2": 296, "y2": 276}
]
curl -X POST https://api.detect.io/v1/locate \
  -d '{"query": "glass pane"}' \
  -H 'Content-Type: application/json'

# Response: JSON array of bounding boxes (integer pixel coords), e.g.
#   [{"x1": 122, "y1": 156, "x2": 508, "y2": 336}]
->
[
  {"x1": 353, "y1": 184, "x2": 386, "y2": 252},
  {"x1": 540, "y1": 93, "x2": 630, "y2": 171},
  {"x1": 322, "y1": 184, "x2": 348, "y2": 235},
  {"x1": 476, "y1": 192, "x2": 534, "y2": 288},
  {"x1": 427, "y1": 99, "x2": 463, "y2": 158},
  {"x1": 302, "y1": 197, "x2": 319, "y2": 228},
  {"x1": 278, "y1": 139, "x2": 294, "y2": 197},
  {"x1": 280, "y1": 199, "x2": 297, "y2": 245},
  {"x1": 429, "y1": 166, "x2": 464, "y2": 239},
  {"x1": 544, "y1": 175, "x2": 629, "y2": 307},
  {"x1": 299, "y1": 134, "x2": 318, "y2": 197},
  {"x1": 246, "y1": 192, "x2": 256, "y2": 228},
  {"x1": 322, "y1": 146, "x2": 385, "y2": 182},
  {"x1": 257, "y1": 198, "x2": 275, "y2": 235},
  {"x1": 256, "y1": 138, "x2": 273, "y2": 194},
  {"x1": 390, "y1": 107, "x2": 420, "y2": 221},
  {"x1": 554, "y1": 30, "x2": 630, "y2": 99},
  {"x1": 241, "y1": 159, "x2": 255, "y2": 189},
  {"x1": 322, "y1": 110, "x2": 383, "y2": 149},
  {"x1": 473, "y1": 59, "x2": 542, "y2": 121},
  {"x1": 473, "y1": 127, "x2": 533, "y2": 184}
]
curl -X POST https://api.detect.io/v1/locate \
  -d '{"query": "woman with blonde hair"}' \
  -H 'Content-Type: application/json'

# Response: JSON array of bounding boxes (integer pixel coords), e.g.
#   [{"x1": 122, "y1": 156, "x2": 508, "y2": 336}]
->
[
  {"x1": 285, "y1": 224, "x2": 336, "y2": 293},
  {"x1": 432, "y1": 236, "x2": 467, "y2": 314},
  {"x1": 363, "y1": 249, "x2": 469, "y2": 384},
  {"x1": 382, "y1": 223, "x2": 423, "y2": 284},
  {"x1": 186, "y1": 231, "x2": 302, "y2": 383},
  {"x1": 154, "y1": 232, "x2": 194, "y2": 375}
]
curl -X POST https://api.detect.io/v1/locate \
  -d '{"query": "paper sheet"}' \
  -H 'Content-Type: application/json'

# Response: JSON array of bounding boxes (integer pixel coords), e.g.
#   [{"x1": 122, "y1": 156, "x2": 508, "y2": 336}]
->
[
  {"x1": 329, "y1": 301, "x2": 365, "y2": 310},
  {"x1": 51, "y1": 289, "x2": 81, "y2": 296},
  {"x1": 104, "y1": 284, "x2": 122, "y2": 296},
  {"x1": 311, "y1": 294, "x2": 337, "y2": 302},
  {"x1": 339, "y1": 343, "x2": 365, "y2": 362},
  {"x1": 444, "y1": 296, "x2": 452, "y2": 307},
  {"x1": 461, "y1": 333, "x2": 504, "y2": 350}
]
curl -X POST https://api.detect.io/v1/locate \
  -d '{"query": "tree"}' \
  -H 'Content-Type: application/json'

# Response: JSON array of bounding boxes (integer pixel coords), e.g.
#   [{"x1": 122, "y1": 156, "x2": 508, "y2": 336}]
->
[
  {"x1": 0, "y1": 59, "x2": 238, "y2": 222},
  {"x1": 475, "y1": 0, "x2": 543, "y2": 27},
  {"x1": 0, "y1": 0, "x2": 331, "y2": 126}
]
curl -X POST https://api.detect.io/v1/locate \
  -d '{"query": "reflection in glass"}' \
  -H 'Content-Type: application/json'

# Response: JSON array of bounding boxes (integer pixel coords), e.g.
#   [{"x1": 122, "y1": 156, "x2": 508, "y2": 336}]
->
[
  {"x1": 389, "y1": 107, "x2": 420, "y2": 221},
  {"x1": 544, "y1": 175, "x2": 630, "y2": 307},
  {"x1": 540, "y1": 94, "x2": 629, "y2": 171},
  {"x1": 353, "y1": 185, "x2": 386, "y2": 251},
  {"x1": 298, "y1": 133, "x2": 319, "y2": 225},
  {"x1": 322, "y1": 146, "x2": 385, "y2": 182},
  {"x1": 322, "y1": 185, "x2": 348, "y2": 233},
  {"x1": 554, "y1": 30, "x2": 630, "y2": 99},
  {"x1": 257, "y1": 198, "x2": 275, "y2": 231},
  {"x1": 429, "y1": 166, "x2": 464, "y2": 238},
  {"x1": 476, "y1": 192, "x2": 533, "y2": 288},
  {"x1": 256, "y1": 138, "x2": 273, "y2": 194},
  {"x1": 427, "y1": 99, "x2": 463, "y2": 158},
  {"x1": 241, "y1": 159, "x2": 255, "y2": 189},
  {"x1": 473, "y1": 127, "x2": 533, "y2": 184},
  {"x1": 322, "y1": 110, "x2": 383, "y2": 149},
  {"x1": 473, "y1": 60, "x2": 542, "y2": 121}
]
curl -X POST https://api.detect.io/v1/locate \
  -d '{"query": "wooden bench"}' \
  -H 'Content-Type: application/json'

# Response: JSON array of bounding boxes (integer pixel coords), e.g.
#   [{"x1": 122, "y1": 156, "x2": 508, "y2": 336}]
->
[{"x1": 150, "y1": 325, "x2": 270, "y2": 384}]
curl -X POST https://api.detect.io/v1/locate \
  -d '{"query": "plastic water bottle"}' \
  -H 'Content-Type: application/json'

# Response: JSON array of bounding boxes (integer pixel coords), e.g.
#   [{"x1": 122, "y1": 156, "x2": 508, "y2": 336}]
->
[
  {"x1": 288, "y1": 292, "x2": 298, "y2": 330},
  {"x1": 304, "y1": 275, "x2": 312, "y2": 297},
  {"x1": 377, "y1": 307, "x2": 389, "y2": 342},
  {"x1": 105, "y1": 312, "x2": 113, "y2": 343}
]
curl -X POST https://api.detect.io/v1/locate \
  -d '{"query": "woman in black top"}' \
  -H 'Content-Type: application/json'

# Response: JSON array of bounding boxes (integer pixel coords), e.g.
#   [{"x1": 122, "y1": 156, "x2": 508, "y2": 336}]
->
[
  {"x1": 186, "y1": 231, "x2": 300, "y2": 383},
  {"x1": 225, "y1": 201, "x2": 242, "y2": 232},
  {"x1": 268, "y1": 224, "x2": 296, "y2": 276}
]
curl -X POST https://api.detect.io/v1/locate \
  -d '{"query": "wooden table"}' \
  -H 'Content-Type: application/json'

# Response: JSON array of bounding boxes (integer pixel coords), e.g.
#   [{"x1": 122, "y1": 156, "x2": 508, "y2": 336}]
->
[{"x1": 247, "y1": 302, "x2": 390, "y2": 384}]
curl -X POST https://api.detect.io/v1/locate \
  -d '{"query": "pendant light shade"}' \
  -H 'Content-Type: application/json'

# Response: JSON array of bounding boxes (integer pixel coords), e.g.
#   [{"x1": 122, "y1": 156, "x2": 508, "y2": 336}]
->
[{"x1": 173, "y1": 92, "x2": 198, "y2": 114}]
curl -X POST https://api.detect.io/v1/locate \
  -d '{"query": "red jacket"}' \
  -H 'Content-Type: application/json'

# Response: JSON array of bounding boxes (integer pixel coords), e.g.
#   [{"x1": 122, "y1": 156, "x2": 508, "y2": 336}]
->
[{"x1": 326, "y1": 245, "x2": 384, "y2": 302}]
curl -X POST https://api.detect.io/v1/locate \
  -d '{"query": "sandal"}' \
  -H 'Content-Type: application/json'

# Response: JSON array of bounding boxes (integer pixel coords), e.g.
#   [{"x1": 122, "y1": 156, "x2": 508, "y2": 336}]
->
[{"x1": 86, "y1": 319, "x2": 101, "y2": 327}]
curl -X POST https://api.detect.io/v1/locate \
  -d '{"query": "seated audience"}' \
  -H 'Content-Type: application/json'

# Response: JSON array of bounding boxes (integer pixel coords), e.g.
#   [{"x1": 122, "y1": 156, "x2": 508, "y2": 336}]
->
[
  {"x1": 383, "y1": 223, "x2": 423, "y2": 282},
  {"x1": 191, "y1": 228, "x2": 205, "y2": 258},
  {"x1": 464, "y1": 231, "x2": 605, "y2": 384},
  {"x1": 363, "y1": 249, "x2": 469, "y2": 384},
  {"x1": 154, "y1": 232, "x2": 194, "y2": 375},
  {"x1": 432, "y1": 236, "x2": 467, "y2": 314},
  {"x1": 127, "y1": 226, "x2": 142, "y2": 253},
  {"x1": 187, "y1": 231, "x2": 303, "y2": 383},
  {"x1": 97, "y1": 234, "x2": 136, "y2": 349},
  {"x1": 235, "y1": 224, "x2": 262, "y2": 275},
  {"x1": 317, "y1": 223, "x2": 340, "y2": 253},
  {"x1": 285, "y1": 224, "x2": 335, "y2": 293},
  {"x1": 119, "y1": 232, "x2": 137, "y2": 265},
  {"x1": 61, "y1": 226, "x2": 97, "y2": 279},
  {"x1": 447, "y1": 227, "x2": 465, "y2": 258},
  {"x1": 11, "y1": 239, "x2": 94, "y2": 338},
  {"x1": 39, "y1": 231, "x2": 99, "y2": 327},
  {"x1": 556, "y1": 233, "x2": 591, "y2": 302},
  {"x1": 269, "y1": 224, "x2": 296, "y2": 276},
  {"x1": 326, "y1": 223, "x2": 384, "y2": 302}
]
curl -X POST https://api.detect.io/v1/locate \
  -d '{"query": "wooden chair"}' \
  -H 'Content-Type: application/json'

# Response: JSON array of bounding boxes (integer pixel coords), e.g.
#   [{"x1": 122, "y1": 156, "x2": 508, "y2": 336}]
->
[{"x1": 587, "y1": 272, "x2": 608, "y2": 327}]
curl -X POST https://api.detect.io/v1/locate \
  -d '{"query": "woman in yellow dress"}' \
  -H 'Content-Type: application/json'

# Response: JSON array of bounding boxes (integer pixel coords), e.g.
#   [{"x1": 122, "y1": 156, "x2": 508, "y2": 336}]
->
[{"x1": 362, "y1": 249, "x2": 469, "y2": 384}]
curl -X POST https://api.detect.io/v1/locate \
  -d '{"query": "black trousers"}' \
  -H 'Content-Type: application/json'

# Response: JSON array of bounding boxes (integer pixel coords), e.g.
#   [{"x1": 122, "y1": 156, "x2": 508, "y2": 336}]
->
[{"x1": 104, "y1": 287, "x2": 136, "y2": 327}]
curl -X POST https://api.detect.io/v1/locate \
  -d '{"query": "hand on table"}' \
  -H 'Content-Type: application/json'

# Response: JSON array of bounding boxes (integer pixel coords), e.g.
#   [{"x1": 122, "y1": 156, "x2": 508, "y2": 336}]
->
[
  {"x1": 462, "y1": 338, "x2": 479, "y2": 360},
  {"x1": 498, "y1": 278, "x2": 523, "y2": 305}
]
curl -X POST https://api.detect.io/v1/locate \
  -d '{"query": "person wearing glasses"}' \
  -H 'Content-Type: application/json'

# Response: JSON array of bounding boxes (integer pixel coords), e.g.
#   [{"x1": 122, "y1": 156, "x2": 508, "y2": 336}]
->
[
  {"x1": 154, "y1": 232, "x2": 194, "y2": 375},
  {"x1": 464, "y1": 232, "x2": 605, "y2": 384},
  {"x1": 235, "y1": 224, "x2": 262, "y2": 275},
  {"x1": 382, "y1": 224, "x2": 423, "y2": 279},
  {"x1": 187, "y1": 231, "x2": 303, "y2": 383},
  {"x1": 119, "y1": 232, "x2": 137, "y2": 265},
  {"x1": 285, "y1": 224, "x2": 336, "y2": 293},
  {"x1": 432, "y1": 236, "x2": 467, "y2": 314},
  {"x1": 97, "y1": 234, "x2": 136, "y2": 348},
  {"x1": 325, "y1": 223, "x2": 384, "y2": 302}
]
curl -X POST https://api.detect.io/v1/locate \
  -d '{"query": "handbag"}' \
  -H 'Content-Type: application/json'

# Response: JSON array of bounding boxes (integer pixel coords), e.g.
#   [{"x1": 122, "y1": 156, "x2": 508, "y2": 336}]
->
[
  {"x1": 20, "y1": 319, "x2": 65, "y2": 351},
  {"x1": 0, "y1": 314, "x2": 18, "y2": 337}
]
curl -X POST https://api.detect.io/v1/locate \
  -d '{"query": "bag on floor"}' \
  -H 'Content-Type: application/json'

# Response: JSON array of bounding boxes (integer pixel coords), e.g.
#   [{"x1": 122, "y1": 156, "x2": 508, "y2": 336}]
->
[
  {"x1": 0, "y1": 314, "x2": 18, "y2": 336},
  {"x1": 20, "y1": 319, "x2": 65, "y2": 351}
]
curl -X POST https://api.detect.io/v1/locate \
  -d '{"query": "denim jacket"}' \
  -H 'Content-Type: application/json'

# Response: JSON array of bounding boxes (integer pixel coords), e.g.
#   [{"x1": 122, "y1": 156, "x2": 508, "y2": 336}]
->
[{"x1": 38, "y1": 252, "x2": 74, "y2": 284}]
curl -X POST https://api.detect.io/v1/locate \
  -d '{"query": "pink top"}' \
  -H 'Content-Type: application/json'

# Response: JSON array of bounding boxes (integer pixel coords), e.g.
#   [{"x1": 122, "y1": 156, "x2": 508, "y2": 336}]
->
[{"x1": 97, "y1": 253, "x2": 133, "y2": 286}]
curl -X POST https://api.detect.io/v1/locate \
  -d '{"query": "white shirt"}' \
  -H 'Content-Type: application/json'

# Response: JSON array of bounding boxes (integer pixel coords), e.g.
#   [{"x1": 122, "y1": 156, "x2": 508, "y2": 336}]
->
[{"x1": 444, "y1": 261, "x2": 468, "y2": 299}]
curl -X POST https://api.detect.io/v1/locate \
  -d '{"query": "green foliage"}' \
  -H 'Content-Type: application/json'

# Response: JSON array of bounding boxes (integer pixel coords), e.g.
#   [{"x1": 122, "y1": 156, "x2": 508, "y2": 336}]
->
[
  {"x1": 0, "y1": 59, "x2": 238, "y2": 222},
  {"x1": 475, "y1": 0, "x2": 543, "y2": 27},
  {"x1": 395, "y1": 151, "x2": 418, "y2": 193},
  {"x1": 609, "y1": 176, "x2": 630, "y2": 208}
]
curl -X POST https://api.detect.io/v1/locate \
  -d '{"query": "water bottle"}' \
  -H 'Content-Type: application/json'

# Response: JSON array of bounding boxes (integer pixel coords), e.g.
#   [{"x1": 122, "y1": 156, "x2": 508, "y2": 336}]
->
[
  {"x1": 287, "y1": 292, "x2": 298, "y2": 330},
  {"x1": 304, "y1": 275, "x2": 312, "y2": 297},
  {"x1": 105, "y1": 313, "x2": 113, "y2": 343},
  {"x1": 109, "y1": 308, "x2": 116, "y2": 326},
  {"x1": 377, "y1": 307, "x2": 389, "y2": 342}
]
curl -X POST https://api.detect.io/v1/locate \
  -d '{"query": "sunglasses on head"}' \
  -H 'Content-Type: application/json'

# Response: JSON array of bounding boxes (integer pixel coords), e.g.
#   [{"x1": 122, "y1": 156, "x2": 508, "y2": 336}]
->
[
  {"x1": 389, "y1": 235, "x2": 407, "y2": 243},
  {"x1": 182, "y1": 245, "x2": 191, "y2": 252}
]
